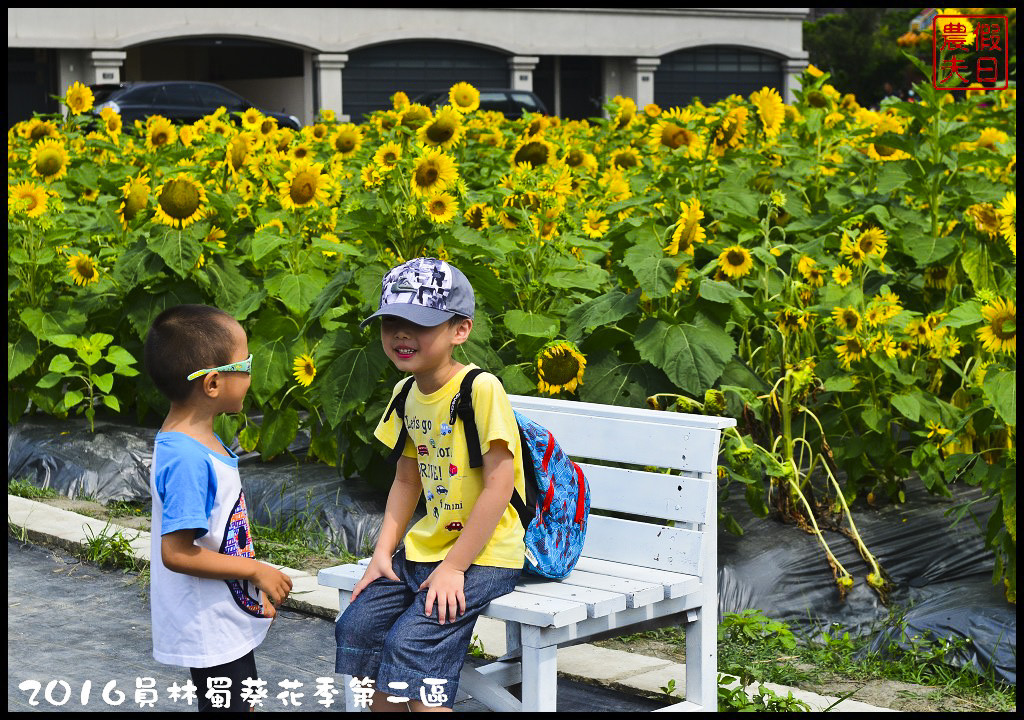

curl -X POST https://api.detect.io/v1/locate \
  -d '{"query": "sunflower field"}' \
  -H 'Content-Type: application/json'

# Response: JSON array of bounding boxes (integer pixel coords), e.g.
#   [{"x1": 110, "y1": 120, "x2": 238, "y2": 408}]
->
[{"x1": 7, "y1": 59, "x2": 1016, "y2": 601}]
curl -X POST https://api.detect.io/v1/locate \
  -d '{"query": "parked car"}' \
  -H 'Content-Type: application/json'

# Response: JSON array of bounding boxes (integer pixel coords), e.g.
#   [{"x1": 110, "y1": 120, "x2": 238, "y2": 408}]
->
[
  {"x1": 413, "y1": 88, "x2": 549, "y2": 118},
  {"x1": 90, "y1": 81, "x2": 302, "y2": 129}
]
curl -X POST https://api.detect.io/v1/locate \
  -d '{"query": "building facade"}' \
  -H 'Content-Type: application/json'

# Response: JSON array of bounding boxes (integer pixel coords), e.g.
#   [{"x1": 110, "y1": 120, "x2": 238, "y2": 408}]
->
[{"x1": 8, "y1": 8, "x2": 809, "y2": 126}]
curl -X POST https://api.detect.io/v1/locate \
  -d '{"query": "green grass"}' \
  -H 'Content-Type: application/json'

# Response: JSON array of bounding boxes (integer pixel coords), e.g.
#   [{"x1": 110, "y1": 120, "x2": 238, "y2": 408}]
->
[
  {"x1": 614, "y1": 609, "x2": 1016, "y2": 712},
  {"x1": 8, "y1": 478, "x2": 60, "y2": 500},
  {"x1": 251, "y1": 510, "x2": 359, "y2": 572}
]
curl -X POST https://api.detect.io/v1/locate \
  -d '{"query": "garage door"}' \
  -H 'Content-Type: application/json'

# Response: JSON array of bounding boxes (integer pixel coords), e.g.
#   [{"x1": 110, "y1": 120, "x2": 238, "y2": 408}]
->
[
  {"x1": 655, "y1": 45, "x2": 783, "y2": 108},
  {"x1": 343, "y1": 40, "x2": 509, "y2": 122}
]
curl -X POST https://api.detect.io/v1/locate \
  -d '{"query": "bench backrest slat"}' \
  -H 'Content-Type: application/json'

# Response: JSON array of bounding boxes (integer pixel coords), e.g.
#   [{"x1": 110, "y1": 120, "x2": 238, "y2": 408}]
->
[
  {"x1": 577, "y1": 463, "x2": 713, "y2": 525},
  {"x1": 509, "y1": 404, "x2": 724, "y2": 474},
  {"x1": 582, "y1": 515, "x2": 704, "y2": 576}
]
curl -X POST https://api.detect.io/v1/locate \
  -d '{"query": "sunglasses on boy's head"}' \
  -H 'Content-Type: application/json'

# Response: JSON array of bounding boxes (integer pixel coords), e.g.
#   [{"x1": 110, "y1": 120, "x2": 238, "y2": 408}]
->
[{"x1": 186, "y1": 354, "x2": 253, "y2": 381}]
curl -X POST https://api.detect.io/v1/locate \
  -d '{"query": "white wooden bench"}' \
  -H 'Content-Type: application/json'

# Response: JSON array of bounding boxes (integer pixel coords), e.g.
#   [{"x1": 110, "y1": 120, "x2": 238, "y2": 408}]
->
[{"x1": 318, "y1": 394, "x2": 734, "y2": 712}]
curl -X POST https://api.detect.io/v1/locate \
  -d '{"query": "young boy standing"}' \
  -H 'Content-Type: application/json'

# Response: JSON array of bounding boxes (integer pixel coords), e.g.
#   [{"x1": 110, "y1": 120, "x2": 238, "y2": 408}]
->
[
  {"x1": 144, "y1": 304, "x2": 293, "y2": 712},
  {"x1": 335, "y1": 257, "x2": 526, "y2": 711}
]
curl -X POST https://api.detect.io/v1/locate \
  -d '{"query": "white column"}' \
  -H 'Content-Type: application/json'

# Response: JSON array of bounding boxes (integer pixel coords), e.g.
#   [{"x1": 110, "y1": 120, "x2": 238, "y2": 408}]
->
[
  {"x1": 784, "y1": 57, "x2": 809, "y2": 104},
  {"x1": 634, "y1": 57, "x2": 661, "y2": 108},
  {"x1": 509, "y1": 56, "x2": 539, "y2": 91},
  {"x1": 89, "y1": 50, "x2": 126, "y2": 85},
  {"x1": 315, "y1": 53, "x2": 348, "y2": 121}
]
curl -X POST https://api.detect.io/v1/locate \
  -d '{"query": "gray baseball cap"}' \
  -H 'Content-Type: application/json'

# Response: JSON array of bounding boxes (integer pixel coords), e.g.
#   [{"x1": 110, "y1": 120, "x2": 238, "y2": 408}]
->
[{"x1": 360, "y1": 257, "x2": 475, "y2": 328}]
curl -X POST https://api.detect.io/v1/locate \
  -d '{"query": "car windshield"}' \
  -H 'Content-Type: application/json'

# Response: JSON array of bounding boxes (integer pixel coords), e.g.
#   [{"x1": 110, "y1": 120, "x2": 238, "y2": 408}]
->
[{"x1": 509, "y1": 93, "x2": 540, "y2": 110}]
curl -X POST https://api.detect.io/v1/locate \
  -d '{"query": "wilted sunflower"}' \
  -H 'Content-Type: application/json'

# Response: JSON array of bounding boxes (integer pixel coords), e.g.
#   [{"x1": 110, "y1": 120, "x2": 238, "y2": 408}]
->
[
  {"x1": 331, "y1": 124, "x2": 363, "y2": 157},
  {"x1": 749, "y1": 87, "x2": 785, "y2": 137},
  {"x1": 965, "y1": 202, "x2": 1000, "y2": 237},
  {"x1": 832, "y1": 306, "x2": 861, "y2": 332},
  {"x1": 996, "y1": 191, "x2": 1015, "y2": 254},
  {"x1": 30, "y1": 138, "x2": 69, "y2": 182},
  {"x1": 154, "y1": 175, "x2": 208, "y2": 229},
  {"x1": 67, "y1": 252, "x2": 100, "y2": 286},
  {"x1": 65, "y1": 81, "x2": 94, "y2": 115},
  {"x1": 424, "y1": 192, "x2": 457, "y2": 224},
  {"x1": 9, "y1": 181, "x2": 48, "y2": 218},
  {"x1": 463, "y1": 202, "x2": 492, "y2": 230},
  {"x1": 582, "y1": 209, "x2": 609, "y2": 238},
  {"x1": 774, "y1": 307, "x2": 808, "y2": 335},
  {"x1": 374, "y1": 141, "x2": 402, "y2": 170},
  {"x1": 665, "y1": 198, "x2": 705, "y2": 255},
  {"x1": 418, "y1": 107, "x2": 464, "y2": 150},
  {"x1": 976, "y1": 297, "x2": 1016, "y2": 355},
  {"x1": 536, "y1": 341, "x2": 587, "y2": 395},
  {"x1": 511, "y1": 138, "x2": 554, "y2": 168},
  {"x1": 293, "y1": 354, "x2": 316, "y2": 387},
  {"x1": 145, "y1": 116, "x2": 177, "y2": 150},
  {"x1": 119, "y1": 174, "x2": 150, "y2": 228},
  {"x1": 717, "y1": 245, "x2": 753, "y2": 280},
  {"x1": 449, "y1": 82, "x2": 480, "y2": 113},
  {"x1": 834, "y1": 334, "x2": 868, "y2": 369},
  {"x1": 410, "y1": 148, "x2": 458, "y2": 197}
]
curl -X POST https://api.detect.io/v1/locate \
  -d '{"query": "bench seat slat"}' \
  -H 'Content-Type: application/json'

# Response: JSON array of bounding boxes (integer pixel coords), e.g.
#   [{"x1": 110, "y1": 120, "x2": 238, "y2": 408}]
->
[
  {"x1": 579, "y1": 463, "x2": 713, "y2": 524},
  {"x1": 583, "y1": 515, "x2": 704, "y2": 576},
  {"x1": 514, "y1": 578, "x2": 627, "y2": 618},
  {"x1": 555, "y1": 569, "x2": 663, "y2": 609},
  {"x1": 573, "y1": 558, "x2": 702, "y2": 600}
]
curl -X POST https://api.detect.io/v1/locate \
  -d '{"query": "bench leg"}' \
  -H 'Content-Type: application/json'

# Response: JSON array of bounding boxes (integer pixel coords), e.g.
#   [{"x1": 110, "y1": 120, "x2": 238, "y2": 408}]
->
[
  {"x1": 520, "y1": 627, "x2": 557, "y2": 712},
  {"x1": 685, "y1": 607, "x2": 717, "y2": 710}
]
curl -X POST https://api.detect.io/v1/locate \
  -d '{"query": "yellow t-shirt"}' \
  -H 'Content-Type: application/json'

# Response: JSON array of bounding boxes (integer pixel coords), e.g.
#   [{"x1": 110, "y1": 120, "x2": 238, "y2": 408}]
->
[{"x1": 374, "y1": 364, "x2": 526, "y2": 569}]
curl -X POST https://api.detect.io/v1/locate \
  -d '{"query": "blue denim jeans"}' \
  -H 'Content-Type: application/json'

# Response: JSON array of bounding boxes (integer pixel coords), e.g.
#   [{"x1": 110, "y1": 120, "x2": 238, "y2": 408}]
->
[{"x1": 334, "y1": 548, "x2": 521, "y2": 708}]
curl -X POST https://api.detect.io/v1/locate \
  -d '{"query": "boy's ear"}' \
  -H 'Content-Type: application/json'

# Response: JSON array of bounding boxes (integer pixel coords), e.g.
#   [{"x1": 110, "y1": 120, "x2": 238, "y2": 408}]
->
[
  {"x1": 202, "y1": 371, "x2": 222, "y2": 398},
  {"x1": 451, "y1": 318, "x2": 473, "y2": 346}
]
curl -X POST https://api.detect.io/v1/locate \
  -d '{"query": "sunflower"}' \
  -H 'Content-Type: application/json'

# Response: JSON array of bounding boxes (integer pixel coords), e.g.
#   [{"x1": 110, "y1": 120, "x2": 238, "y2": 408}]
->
[
  {"x1": 996, "y1": 191, "x2": 1015, "y2": 254},
  {"x1": 834, "y1": 334, "x2": 868, "y2": 369},
  {"x1": 449, "y1": 82, "x2": 480, "y2": 113},
  {"x1": 118, "y1": 174, "x2": 150, "y2": 228},
  {"x1": 80, "y1": 186, "x2": 99, "y2": 203},
  {"x1": 648, "y1": 114, "x2": 700, "y2": 155},
  {"x1": 293, "y1": 354, "x2": 316, "y2": 387},
  {"x1": 671, "y1": 264, "x2": 691, "y2": 294},
  {"x1": 256, "y1": 116, "x2": 278, "y2": 143},
  {"x1": 154, "y1": 175, "x2": 208, "y2": 229},
  {"x1": 279, "y1": 159, "x2": 330, "y2": 210},
  {"x1": 975, "y1": 127, "x2": 1008, "y2": 151},
  {"x1": 832, "y1": 306, "x2": 861, "y2": 333},
  {"x1": 399, "y1": 103, "x2": 432, "y2": 130},
  {"x1": 774, "y1": 307, "x2": 808, "y2": 335},
  {"x1": 749, "y1": 87, "x2": 785, "y2": 137},
  {"x1": 145, "y1": 116, "x2": 177, "y2": 150},
  {"x1": 827, "y1": 265, "x2": 852, "y2": 288},
  {"x1": 240, "y1": 107, "x2": 264, "y2": 130},
  {"x1": 711, "y1": 107, "x2": 748, "y2": 156},
  {"x1": 319, "y1": 232, "x2": 342, "y2": 258},
  {"x1": 453, "y1": 204, "x2": 487, "y2": 233},
  {"x1": 22, "y1": 118, "x2": 60, "y2": 142},
  {"x1": 417, "y1": 106, "x2": 465, "y2": 150},
  {"x1": 611, "y1": 96, "x2": 637, "y2": 130},
  {"x1": 840, "y1": 232, "x2": 866, "y2": 266},
  {"x1": 511, "y1": 138, "x2": 555, "y2": 168},
  {"x1": 965, "y1": 202, "x2": 999, "y2": 237},
  {"x1": 717, "y1": 245, "x2": 753, "y2": 280},
  {"x1": 64, "y1": 81, "x2": 94, "y2": 115},
  {"x1": 866, "y1": 142, "x2": 910, "y2": 162},
  {"x1": 582, "y1": 209, "x2": 609, "y2": 239},
  {"x1": 536, "y1": 341, "x2": 587, "y2": 395},
  {"x1": 611, "y1": 147, "x2": 641, "y2": 170},
  {"x1": 373, "y1": 141, "x2": 402, "y2": 170},
  {"x1": 665, "y1": 198, "x2": 705, "y2": 255},
  {"x1": 100, "y1": 107, "x2": 122, "y2": 138},
  {"x1": 905, "y1": 318, "x2": 933, "y2": 346},
  {"x1": 331, "y1": 124, "x2": 363, "y2": 157},
  {"x1": 392, "y1": 91, "x2": 411, "y2": 111},
  {"x1": 225, "y1": 133, "x2": 253, "y2": 176},
  {"x1": 856, "y1": 227, "x2": 887, "y2": 257},
  {"x1": 645, "y1": 103, "x2": 662, "y2": 118},
  {"x1": 976, "y1": 297, "x2": 1016, "y2": 355},
  {"x1": 9, "y1": 181, "x2": 49, "y2": 218},
  {"x1": 410, "y1": 148, "x2": 458, "y2": 197},
  {"x1": 205, "y1": 226, "x2": 227, "y2": 248},
  {"x1": 67, "y1": 252, "x2": 100, "y2": 286},
  {"x1": 29, "y1": 138, "x2": 69, "y2": 182},
  {"x1": 424, "y1": 192, "x2": 457, "y2": 224},
  {"x1": 289, "y1": 142, "x2": 314, "y2": 163},
  {"x1": 563, "y1": 146, "x2": 598, "y2": 173}
]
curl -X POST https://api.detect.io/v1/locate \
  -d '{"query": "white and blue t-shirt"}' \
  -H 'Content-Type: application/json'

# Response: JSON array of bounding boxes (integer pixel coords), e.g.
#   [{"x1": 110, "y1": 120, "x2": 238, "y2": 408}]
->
[{"x1": 149, "y1": 432, "x2": 272, "y2": 668}]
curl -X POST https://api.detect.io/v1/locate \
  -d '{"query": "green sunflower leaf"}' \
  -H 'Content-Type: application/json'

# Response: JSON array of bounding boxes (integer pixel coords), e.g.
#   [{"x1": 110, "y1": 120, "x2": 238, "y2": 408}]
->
[
  {"x1": 149, "y1": 225, "x2": 203, "y2": 279},
  {"x1": 8, "y1": 334, "x2": 37, "y2": 382},
  {"x1": 48, "y1": 354, "x2": 75, "y2": 374},
  {"x1": 259, "y1": 407, "x2": 299, "y2": 461},
  {"x1": 566, "y1": 289, "x2": 640, "y2": 342},
  {"x1": 248, "y1": 335, "x2": 292, "y2": 406},
  {"x1": 579, "y1": 350, "x2": 671, "y2": 408},
  {"x1": 890, "y1": 392, "x2": 921, "y2": 422},
  {"x1": 318, "y1": 344, "x2": 390, "y2": 428},
  {"x1": 265, "y1": 269, "x2": 326, "y2": 316},
  {"x1": 633, "y1": 316, "x2": 735, "y2": 396},
  {"x1": 983, "y1": 367, "x2": 1016, "y2": 426},
  {"x1": 623, "y1": 242, "x2": 678, "y2": 300},
  {"x1": 504, "y1": 310, "x2": 558, "y2": 339}
]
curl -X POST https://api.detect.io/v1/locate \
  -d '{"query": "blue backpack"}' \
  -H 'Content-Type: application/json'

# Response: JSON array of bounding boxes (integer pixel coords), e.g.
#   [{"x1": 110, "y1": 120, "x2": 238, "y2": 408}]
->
[{"x1": 385, "y1": 369, "x2": 590, "y2": 579}]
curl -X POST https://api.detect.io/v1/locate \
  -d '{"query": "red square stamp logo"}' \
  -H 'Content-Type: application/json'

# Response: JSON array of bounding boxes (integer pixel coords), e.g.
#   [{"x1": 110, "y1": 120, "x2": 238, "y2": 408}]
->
[{"x1": 932, "y1": 14, "x2": 1009, "y2": 90}]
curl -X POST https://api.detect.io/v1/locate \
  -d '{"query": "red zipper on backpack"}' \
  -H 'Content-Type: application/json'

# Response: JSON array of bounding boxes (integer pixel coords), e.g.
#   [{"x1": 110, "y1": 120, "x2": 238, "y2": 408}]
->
[{"x1": 572, "y1": 462, "x2": 586, "y2": 525}]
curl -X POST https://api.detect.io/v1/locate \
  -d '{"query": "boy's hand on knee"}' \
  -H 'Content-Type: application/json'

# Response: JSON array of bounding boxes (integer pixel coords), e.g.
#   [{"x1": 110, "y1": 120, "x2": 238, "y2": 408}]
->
[
  {"x1": 253, "y1": 563, "x2": 293, "y2": 607},
  {"x1": 419, "y1": 564, "x2": 466, "y2": 625},
  {"x1": 351, "y1": 552, "x2": 400, "y2": 603}
]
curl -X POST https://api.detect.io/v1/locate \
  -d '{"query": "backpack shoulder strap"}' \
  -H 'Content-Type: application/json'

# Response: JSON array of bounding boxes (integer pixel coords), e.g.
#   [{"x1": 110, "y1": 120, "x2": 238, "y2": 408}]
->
[
  {"x1": 453, "y1": 368, "x2": 487, "y2": 469},
  {"x1": 384, "y1": 377, "x2": 417, "y2": 464}
]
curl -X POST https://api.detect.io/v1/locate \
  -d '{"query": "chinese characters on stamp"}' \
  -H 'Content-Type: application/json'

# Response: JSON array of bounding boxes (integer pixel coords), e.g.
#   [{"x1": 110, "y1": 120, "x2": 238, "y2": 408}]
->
[{"x1": 932, "y1": 14, "x2": 1009, "y2": 90}]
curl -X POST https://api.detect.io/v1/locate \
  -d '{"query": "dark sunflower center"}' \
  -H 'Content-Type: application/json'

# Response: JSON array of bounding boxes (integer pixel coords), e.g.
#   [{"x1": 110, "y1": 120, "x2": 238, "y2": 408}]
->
[
  {"x1": 124, "y1": 187, "x2": 148, "y2": 219},
  {"x1": 727, "y1": 249, "x2": 746, "y2": 266},
  {"x1": 335, "y1": 133, "x2": 357, "y2": 153},
  {"x1": 663, "y1": 124, "x2": 690, "y2": 149},
  {"x1": 807, "y1": 91, "x2": 828, "y2": 108},
  {"x1": 30, "y1": 125, "x2": 50, "y2": 141},
  {"x1": 426, "y1": 119, "x2": 456, "y2": 144},
  {"x1": 514, "y1": 141, "x2": 549, "y2": 167},
  {"x1": 566, "y1": 148, "x2": 585, "y2": 167},
  {"x1": 466, "y1": 207, "x2": 485, "y2": 228},
  {"x1": 228, "y1": 139, "x2": 248, "y2": 170},
  {"x1": 992, "y1": 313, "x2": 1015, "y2": 339},
  {"x1": 874, "y1": 144, "x2": 896, "y2": 157},
  {"x1": 289, "y1": 171, "x2": 318, "y2": 204},
  {"x1": 429, "y1": 199, "x2": 447, "y2": 215},
  {"x1": 415, "y1": 163, "x2": 439, "y2": 188},
  {"x1": 614, "y1": 151, "x2": 637, "y2": 169},
  {"x1": 160, "y1": 179, "x2": 201, "y2": 220},
  {"x1": 35, "y1": 148, "x2": 63, "y2": 177},
  {"x1": 151, "y1": 130, "x2": 170, "y2": 147},
  {"x1": 541, "y1": 350, "x2": 580, "y2": 385},
  {"x1": 76, "y1": 258, "x2": 95, "y2": 279},
  {"x1": 842, "y1": 311, "x2": 858, "y2": 328}
]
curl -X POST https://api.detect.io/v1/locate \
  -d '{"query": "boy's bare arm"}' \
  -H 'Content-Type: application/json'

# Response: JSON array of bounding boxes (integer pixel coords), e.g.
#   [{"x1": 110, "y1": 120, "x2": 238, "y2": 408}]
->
[
  {"x1": 440, "y1": 439, "x2": 516, "y2": 573},
  {"x1": 161, "y1": 530, "x2": 293, "y2": 606}
]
